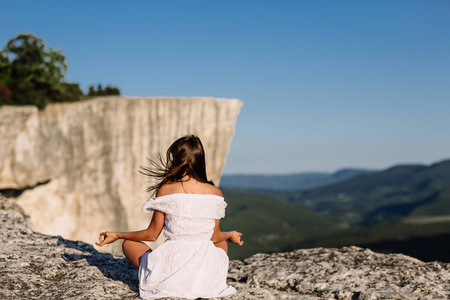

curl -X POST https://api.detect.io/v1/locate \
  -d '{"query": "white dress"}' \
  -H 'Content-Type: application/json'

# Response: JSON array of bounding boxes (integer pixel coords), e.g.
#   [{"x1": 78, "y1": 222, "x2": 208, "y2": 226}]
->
[{"x1": 139, "y1": 193, "x2": 236, "y2": 299}]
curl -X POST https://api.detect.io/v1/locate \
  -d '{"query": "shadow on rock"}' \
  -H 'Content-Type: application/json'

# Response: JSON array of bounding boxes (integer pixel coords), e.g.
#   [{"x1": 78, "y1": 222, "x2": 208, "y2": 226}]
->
[{"x1": 59, "y1": 238, "x2": 139, "y2": 293}]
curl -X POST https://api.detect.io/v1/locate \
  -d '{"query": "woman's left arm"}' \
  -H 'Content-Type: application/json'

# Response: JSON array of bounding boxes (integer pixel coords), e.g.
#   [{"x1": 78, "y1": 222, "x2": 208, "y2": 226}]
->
[
  {"x1": 96, "y1": 210, "x2": 165, "y2": 246},
  {"x1": 211, "y1": 219, "x2": 244, "y2": 246}
]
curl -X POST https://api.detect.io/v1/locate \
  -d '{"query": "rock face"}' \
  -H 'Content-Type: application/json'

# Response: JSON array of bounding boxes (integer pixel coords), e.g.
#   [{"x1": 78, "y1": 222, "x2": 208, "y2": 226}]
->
[
  {"x1": 2, "y1": 196, "x2": 449, "y2": 300},
  {"x1": 0, "y1": 96, "x2": 242, "y2": 252}
]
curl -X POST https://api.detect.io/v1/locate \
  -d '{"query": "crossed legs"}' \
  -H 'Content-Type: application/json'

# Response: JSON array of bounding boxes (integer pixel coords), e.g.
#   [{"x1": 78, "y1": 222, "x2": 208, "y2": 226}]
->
[
  {"x1": 123, "y1": 239, "x2": 228, "y2": 269},
  {"x1": 122, "y1": 240, "x2": 151, "y2": 269}
]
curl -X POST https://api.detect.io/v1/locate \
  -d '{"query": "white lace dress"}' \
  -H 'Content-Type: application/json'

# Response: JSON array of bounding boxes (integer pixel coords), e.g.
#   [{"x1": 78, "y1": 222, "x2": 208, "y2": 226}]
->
[{"x1": 139, "y1": 193, "x2": 236, "y2": 299}]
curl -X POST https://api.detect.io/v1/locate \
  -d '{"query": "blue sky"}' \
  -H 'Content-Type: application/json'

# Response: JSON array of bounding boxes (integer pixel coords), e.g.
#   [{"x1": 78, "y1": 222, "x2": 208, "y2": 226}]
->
[{"x1": 1, "y1": 1, "x2": 449, "y2": 174}]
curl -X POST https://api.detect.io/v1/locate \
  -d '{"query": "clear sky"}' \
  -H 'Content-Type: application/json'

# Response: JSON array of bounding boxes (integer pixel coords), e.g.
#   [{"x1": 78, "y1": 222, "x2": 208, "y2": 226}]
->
[{"x1": 1, "y1": 1, "x2": 449, "y2": 174}]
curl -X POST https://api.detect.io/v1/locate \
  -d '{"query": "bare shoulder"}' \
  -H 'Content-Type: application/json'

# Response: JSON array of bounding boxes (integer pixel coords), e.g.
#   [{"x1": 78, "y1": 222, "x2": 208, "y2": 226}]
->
[
  {"x1": 156, "y1": 183, "x2": 174, "y2": 197},
  {"x1": 207, "y1": 184, "x2": 223, "y2": 197}
]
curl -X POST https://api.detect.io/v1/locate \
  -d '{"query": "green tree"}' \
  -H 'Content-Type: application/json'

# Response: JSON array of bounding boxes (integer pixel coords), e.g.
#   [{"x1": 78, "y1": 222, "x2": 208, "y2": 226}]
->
[
  {"x1": 0, "y1": 50, "x2": 10, "y2": 82},
  {"x1": 87, "y1": 84, "x2": 121, "y2": 97},
  {"x1": 61, "y1": 82, "x2": 83, "y2": 101},
  {"x1": 1, "y1": 33, "x2": 82, "y2": 109},
  {"x1": 0, "y1": 50, "x2": 11, "y2": 104}
]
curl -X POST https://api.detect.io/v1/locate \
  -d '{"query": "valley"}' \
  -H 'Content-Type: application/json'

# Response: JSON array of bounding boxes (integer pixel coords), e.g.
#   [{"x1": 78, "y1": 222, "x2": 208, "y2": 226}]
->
[{"x1": 221, "y1": 159, "x2": 450, "y2": 262}]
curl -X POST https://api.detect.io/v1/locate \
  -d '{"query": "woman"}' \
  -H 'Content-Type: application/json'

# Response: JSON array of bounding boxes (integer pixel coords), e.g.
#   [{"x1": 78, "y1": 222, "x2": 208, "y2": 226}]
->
[{"x1": 96, "y1": 135, "x2": 244, "y2": 299}]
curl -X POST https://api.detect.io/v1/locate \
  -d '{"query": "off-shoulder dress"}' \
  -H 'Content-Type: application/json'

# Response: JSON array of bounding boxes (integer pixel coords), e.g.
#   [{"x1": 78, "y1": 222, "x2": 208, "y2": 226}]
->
[{"x1": 139, "y1": 193, "x2": 236, "y2": 299}]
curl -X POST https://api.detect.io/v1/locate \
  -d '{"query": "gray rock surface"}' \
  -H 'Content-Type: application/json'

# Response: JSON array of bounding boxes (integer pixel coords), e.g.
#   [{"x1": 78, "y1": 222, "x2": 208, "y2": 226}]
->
[
  {"x1": 0, "y1": 97, "x2": 242, "y2": 254},
  {"x1": 1, "y1": 195, "x2": 138, "y2": 299},
  {"x1": 2, "y1": 196, "x2": 449, "y2": 300}
]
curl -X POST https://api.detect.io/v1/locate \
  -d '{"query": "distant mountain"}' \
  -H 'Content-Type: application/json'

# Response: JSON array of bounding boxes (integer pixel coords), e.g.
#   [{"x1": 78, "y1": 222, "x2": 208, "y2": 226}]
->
[
  {"x1": 220, "y1": 168, "x2": 375, "y2": 190},
  {"x1": 282, "y1": 159, "x2": 450, "y2": 226}
]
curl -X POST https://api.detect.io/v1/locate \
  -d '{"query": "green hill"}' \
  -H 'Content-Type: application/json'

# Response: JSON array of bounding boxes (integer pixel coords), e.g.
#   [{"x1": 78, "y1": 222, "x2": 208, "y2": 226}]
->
[
  {"x1": 282, "y1": 160, "x2": 450, "y2": 226},
  {"x1": 220, "y1": 189, "x2": 345, "y2": 260}
]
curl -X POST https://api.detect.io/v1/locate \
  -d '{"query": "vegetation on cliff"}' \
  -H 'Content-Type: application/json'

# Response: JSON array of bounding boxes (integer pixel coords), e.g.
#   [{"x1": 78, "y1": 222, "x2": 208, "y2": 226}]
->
[{"x1": 0, "y1": 33, "x2": 120, "y2": 109}]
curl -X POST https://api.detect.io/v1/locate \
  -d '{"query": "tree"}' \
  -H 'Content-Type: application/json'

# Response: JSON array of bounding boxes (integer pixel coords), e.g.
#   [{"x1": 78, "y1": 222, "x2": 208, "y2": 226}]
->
[
  {"x1": 87, "y1": 84, "x2": 121, "y2": 97},
  {"x1": 0, "y1": 50, "x2": 11, "y2": 104},
  {"x1": 0, "y1": 33, "x2": 82, "y2": 109},
  {"x1": 61, "y1": 82, "x2": 83, "y2": 102}
]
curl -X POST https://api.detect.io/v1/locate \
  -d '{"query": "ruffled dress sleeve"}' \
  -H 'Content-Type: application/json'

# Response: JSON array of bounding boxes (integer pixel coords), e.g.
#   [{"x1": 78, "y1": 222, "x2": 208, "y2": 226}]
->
[
  {"x1": 142, "y1": 194, "x2": 227, "y2": 219},
  {"x1": 142, "y1": 196, "x2": 178, "y2": 214}
]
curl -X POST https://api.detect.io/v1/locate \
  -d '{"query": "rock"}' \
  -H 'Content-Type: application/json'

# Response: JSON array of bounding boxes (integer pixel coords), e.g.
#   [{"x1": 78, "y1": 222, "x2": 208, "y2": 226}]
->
[
  {"x1": 227, "y1": 247, "x2": 450, "y2": 299},
  {"x1": 0, "y1": 96, "x2": 242, "y2": 254},
  {"x1": 1, "y1": 196, "x2": 449, "y2": 299},
  {"x1": 1, "y1": 195, "x2": 138, "y2": 299}
]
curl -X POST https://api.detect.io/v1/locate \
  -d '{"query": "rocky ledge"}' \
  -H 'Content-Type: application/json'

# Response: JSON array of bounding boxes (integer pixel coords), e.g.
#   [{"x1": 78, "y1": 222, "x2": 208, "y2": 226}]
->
[{"x1": 1, "y1": 195, "x2": 449, "y2": 300}]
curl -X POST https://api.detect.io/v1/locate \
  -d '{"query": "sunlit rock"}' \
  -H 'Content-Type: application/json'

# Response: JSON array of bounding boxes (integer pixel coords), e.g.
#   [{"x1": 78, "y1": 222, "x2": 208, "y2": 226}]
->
[{"x1": 0, "y1": 96, "x2": 242, "y2": 252}]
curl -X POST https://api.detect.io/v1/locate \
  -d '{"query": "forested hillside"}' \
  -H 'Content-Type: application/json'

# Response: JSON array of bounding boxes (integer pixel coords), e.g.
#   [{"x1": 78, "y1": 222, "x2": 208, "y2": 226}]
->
[
  {"x1": 220, "y1": 189, "x2": 345, "y2": 259},
  {"x1": 222, "y1": 159, "x2": 450, "y2": 262},
  {"x1": 282, "y1": 159, "x2": 450, "y2": 226}
]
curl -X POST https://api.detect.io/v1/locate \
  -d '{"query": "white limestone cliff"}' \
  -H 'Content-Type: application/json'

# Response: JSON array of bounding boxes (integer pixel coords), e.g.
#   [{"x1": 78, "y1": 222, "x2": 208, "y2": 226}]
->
[{"x1": 0, "y1": 96, "x2": 242, "y2": 253}]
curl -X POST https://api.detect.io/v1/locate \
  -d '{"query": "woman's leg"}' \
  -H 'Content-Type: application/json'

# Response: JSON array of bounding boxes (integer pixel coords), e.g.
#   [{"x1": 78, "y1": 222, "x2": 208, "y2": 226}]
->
[
  {"x1": 122, "y1": 240, "x2": 151, "y2": 269},
  {"x1": 214, "y1": 239, "x2": 228, "y2": 254}
]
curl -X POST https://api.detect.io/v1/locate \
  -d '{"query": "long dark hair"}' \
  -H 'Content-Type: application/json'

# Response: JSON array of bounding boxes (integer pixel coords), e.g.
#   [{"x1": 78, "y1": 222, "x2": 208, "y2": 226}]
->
[{"x1": 140, "y1": 135, "x2": 215, "y2": 194}]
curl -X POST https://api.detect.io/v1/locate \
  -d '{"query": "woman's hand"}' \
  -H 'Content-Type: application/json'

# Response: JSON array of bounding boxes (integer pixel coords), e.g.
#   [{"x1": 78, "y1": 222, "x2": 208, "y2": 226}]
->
[
  {"x1": 95, "y1": 231, "x2": 119, "y2": 247},
  {"x1": 228, "y1": 231, "x2": 244, "y2": 246}
]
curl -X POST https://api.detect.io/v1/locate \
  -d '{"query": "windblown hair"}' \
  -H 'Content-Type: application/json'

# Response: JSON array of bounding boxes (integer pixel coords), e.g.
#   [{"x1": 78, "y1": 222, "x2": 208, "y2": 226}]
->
[{"x1": 140, "y1": 135, "x2": 215, "y2": 194}]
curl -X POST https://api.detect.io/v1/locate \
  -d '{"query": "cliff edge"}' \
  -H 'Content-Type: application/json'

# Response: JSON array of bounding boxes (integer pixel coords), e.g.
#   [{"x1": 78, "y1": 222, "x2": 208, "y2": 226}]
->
[{"x1": 2, "y1": 196, "x2": 448, "y2": 300}]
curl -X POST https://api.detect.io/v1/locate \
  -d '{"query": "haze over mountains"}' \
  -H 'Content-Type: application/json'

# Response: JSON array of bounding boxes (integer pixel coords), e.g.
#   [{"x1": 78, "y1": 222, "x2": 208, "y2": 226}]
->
[{"x1": 220, "y1": 168, "x2": 375, "y2": 190}]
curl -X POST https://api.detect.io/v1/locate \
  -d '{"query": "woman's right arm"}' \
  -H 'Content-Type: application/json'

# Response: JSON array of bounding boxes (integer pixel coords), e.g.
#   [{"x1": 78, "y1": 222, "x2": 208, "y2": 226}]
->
[{"x1": 96, "y1": 210, "x2": 165, "y2": 247}]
